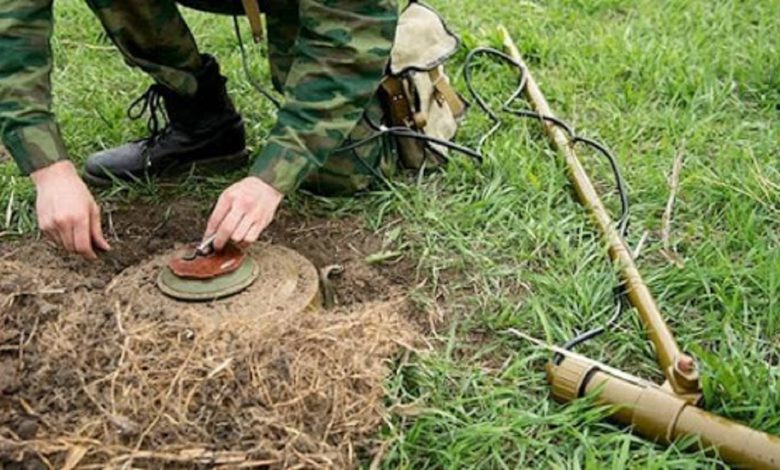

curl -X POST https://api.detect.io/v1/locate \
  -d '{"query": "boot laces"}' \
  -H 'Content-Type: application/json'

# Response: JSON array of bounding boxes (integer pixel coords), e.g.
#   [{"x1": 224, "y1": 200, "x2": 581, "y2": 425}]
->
[
  {"x1": 128, "y1": 84, "x2": 171, "y2": 145},
  {"x1": 127, "y1": 84, "x2": 173, "y2": 168}
]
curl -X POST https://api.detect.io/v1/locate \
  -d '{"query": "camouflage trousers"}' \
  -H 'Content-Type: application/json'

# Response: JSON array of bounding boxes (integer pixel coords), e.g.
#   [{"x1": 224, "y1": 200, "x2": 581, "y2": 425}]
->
[{"x1": 84, "y1": 0, "x2": 396, "y2": 196}]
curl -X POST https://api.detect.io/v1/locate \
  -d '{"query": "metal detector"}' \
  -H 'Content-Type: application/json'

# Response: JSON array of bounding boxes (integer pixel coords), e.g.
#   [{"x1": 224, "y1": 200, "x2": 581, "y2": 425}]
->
[{"x1": 499, "y1": 27, "x2": 780, "y2": 468}]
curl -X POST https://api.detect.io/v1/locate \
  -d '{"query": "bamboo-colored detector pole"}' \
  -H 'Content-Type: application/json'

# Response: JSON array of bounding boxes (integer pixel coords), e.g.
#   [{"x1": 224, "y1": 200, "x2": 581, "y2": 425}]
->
[{"x1": 498, "y1": 26, "x2": 699, "y2": 396}]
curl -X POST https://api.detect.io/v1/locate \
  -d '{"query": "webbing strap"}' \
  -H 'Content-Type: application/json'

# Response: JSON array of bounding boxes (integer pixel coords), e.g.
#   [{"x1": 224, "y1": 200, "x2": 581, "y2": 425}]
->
[{"x1": 429, "y1": 68, "x2": 466, "y2": 119}]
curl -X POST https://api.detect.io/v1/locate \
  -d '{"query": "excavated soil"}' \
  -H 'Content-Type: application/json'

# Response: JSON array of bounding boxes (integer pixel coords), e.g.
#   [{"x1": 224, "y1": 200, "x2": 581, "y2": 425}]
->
[{"x1": 0, "y1": 201, "x2": 421, "y2": 469}]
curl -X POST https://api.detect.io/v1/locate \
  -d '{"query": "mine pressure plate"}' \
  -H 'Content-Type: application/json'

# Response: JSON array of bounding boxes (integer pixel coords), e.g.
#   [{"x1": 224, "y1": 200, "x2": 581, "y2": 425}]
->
[{"x1": 157, "y1": 242, "x2": 260, "y2": 301}]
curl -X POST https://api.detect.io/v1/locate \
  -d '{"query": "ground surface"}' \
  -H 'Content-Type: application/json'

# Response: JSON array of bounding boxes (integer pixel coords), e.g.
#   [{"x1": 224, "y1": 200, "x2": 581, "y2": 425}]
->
[
  {"x1": 1, "y1": 0, "x2": 779, "y2": 468},
  {"x1": 1, "y1": 202, "x2": 419, "y2": 468}
]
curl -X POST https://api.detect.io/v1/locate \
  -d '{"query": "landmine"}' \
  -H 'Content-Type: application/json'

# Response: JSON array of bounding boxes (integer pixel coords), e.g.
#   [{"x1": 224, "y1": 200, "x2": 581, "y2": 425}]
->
[{"x1": 151, "y1": 244, "x2": 321, "y2": 332}]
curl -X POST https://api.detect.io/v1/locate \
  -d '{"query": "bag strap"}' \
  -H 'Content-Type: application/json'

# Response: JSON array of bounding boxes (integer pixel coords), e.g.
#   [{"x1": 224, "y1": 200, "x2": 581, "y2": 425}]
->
[
  {"x1": 380, "y1": 77, "x2": 415, "y2": 128},
  {"x1": 429, "y1": 68, "x2": 467, "y2": 119},
  {"x1": 241, "y1": 0, "x2": 264, "y2": 43}
]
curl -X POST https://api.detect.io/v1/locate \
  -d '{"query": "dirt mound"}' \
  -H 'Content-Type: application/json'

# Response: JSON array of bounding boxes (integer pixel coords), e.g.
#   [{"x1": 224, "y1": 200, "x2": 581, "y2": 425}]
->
[
  {"x1": 0, "y1": 202, "x2": 419, "y2": 469},
  {"x1": 115, "y1": 244, "x2": 322, "y2": 332}
]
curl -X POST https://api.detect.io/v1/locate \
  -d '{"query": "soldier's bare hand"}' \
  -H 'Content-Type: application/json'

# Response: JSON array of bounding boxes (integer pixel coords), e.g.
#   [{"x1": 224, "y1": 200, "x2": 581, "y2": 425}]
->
[
  {"x1": 206, "y1": 176, "x2": 284, "y2": 251},
  {"x1": 30, "y1": 161, "x2": 111, "y2": 260}
]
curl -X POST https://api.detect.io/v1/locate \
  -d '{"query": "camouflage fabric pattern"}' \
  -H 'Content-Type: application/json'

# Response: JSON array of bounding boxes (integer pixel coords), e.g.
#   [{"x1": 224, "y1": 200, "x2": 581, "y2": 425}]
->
[
  {"x1": 262, "y1": 0, "x2": 398, "y2": 195},
  {"x1": 0, "y1": 0, "x2": 68, "y2": 175},
  {"x1": 300, "y1": 98, "x2": 398, "y2": 196},
  {"x1": 84, "y1": 0, "x2": 204, "y2": 96},
  {"x1": 0, "y1": 0, "x2": 398, "y2": 195}
]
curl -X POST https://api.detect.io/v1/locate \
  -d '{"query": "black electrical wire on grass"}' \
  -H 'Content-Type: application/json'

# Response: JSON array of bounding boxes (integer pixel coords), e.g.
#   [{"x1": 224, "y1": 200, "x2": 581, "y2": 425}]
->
[
  {"x1": 462, "y1": 47, "x2": 631, "y2": 355},
  {"x1": 462, "y1": 47, "x2": 630, "y2": 236},
  {"x1": 233, "y1": 17, "x2": 282, "y2": 110}
]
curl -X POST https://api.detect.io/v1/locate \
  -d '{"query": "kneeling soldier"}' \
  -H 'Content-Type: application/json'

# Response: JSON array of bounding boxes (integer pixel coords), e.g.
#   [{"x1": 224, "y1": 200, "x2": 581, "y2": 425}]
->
[{"x1": 0, "y1": 0, "x2": 397, "y2": 259}]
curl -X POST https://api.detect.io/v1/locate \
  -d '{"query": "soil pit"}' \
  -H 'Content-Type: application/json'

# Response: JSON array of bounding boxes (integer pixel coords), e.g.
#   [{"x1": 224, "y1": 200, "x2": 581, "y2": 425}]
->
[{"x1": 0, "y1": 202, "x2": 420, "y2": 469}]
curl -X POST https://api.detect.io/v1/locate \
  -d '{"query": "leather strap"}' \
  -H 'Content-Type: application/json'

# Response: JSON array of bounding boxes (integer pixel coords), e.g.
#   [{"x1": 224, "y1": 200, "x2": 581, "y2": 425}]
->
[
  {"x1": 241, "y1": 0, "x2": 264, "y2": 43},
  {"x1": 380, "y1": 77, "x2": 416, "y2": 128},
  {"x1": 429, "y1": 68, "x2": 466, "y2": 119}
]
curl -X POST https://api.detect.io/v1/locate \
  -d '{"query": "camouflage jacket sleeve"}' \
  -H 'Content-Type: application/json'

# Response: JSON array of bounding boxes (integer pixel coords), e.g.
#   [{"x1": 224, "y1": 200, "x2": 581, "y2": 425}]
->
[
  {"x1": 0, "y1": 0, "x2": 69, "y2": 176},
  {"x1": 249, "y1": 0, "x2": 398, "y2": 194}
]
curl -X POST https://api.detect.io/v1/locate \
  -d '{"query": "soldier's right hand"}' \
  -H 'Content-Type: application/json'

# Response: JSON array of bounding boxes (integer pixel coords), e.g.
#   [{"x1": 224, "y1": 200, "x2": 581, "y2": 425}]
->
[{"x1": 30, "y1": 161, "x2": 111, "y2": 260}]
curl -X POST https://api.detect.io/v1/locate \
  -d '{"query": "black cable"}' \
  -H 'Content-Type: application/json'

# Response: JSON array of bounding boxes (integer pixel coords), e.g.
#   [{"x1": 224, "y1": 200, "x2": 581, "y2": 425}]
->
[
  {"x1": 573, "y1": 135, "x2": 630, "y2": 235},
  {"x1": 460, "y1": 47, "x2": 631, "y2": 354},
  {"x1": 463, "y1": 48, "x2": 527, "y2": 152},
  {"x1": 354, "y1": 114, "x2": 484, "y2": 162},
  {"x1": 560, "y1": 283, "x2": 629, "y2": 351},
  {"x1": 462, "y1": 47, "x2": 629, "y2": 237},
  {"x1": 232, "y1": 16, "x2": 282, "y2": 109}
]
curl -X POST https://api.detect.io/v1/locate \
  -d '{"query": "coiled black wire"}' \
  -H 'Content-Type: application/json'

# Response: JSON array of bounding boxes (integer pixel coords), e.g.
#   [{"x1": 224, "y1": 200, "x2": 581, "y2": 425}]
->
[
  {"x1": 460, "y1": 47, "x2": 631, "y2": 355},
  {"x1": 462, "y1": 47, "x2": 630, "y2": 236}
]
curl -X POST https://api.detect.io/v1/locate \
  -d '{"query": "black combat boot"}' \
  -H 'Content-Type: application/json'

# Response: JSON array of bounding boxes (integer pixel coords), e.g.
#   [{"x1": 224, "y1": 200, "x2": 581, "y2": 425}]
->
[{"x1": 84, "y1": 55, "x2": 248, "y2": 186}]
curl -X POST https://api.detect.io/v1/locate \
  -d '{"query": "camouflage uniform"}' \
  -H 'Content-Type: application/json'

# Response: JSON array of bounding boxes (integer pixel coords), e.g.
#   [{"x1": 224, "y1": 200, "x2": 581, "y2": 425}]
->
[{"x1": 0, "y1": 0, "x2": 398, "y2": 195}]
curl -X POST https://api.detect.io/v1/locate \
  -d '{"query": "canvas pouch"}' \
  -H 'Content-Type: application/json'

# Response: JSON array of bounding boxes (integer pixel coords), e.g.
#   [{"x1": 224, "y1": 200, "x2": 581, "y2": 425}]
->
[{"x1": 380, "y1": 1, "x2": 467, "y2": 169}]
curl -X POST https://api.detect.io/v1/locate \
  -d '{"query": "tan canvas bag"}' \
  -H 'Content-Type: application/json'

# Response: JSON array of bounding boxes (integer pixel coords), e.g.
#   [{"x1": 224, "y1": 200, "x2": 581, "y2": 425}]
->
[{"x1": 380, "y1": 2, "x2": 468, "y2": 169}]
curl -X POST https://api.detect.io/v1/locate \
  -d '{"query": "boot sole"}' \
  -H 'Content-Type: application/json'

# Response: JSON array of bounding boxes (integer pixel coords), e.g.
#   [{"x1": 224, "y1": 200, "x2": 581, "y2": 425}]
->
[{"x1": 83, "y1": 149, "x2": 250, "y2": 188}]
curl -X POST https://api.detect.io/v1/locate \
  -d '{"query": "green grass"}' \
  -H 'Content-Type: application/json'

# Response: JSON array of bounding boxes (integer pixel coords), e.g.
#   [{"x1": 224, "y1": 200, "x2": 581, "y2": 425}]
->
[{"x1": 2, "y1": 0, "x2": 779, "y2": 467}]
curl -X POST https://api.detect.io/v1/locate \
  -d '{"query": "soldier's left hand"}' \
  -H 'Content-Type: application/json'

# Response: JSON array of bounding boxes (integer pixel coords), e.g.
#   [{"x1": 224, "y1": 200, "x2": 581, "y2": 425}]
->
[{"x1": 206, "y1": 176, "x2": 284, "y2": 251}]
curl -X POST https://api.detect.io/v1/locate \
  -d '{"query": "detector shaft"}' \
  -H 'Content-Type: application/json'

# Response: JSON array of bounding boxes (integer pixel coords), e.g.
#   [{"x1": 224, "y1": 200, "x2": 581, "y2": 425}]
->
[{"x1": 498, "y1": 27, "x2": 697, "y2": 394}]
